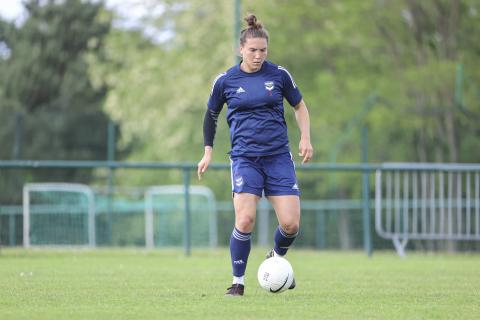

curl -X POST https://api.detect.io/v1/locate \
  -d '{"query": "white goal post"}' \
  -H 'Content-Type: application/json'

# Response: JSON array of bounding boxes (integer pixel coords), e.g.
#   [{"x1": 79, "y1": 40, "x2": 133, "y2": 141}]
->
[
  {"x1": 144, "y1": 185, "x2": 217, "y2": 249},
  {"x1": 23, "y1": 183, "x2": 96, "y2": 248}
]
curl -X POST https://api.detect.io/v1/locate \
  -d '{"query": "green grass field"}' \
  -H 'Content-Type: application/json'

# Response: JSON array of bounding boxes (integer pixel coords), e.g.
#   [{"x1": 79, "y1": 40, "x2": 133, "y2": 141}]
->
[{"x1": 0, "y1": 248, "x2": 479, "y2": 320}]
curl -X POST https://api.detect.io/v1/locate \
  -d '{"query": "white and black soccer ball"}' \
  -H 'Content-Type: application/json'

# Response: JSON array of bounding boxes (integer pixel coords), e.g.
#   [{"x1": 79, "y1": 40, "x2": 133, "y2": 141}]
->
[{"x1": 257, "y1": 256, "x2": 294, "y2": 293}]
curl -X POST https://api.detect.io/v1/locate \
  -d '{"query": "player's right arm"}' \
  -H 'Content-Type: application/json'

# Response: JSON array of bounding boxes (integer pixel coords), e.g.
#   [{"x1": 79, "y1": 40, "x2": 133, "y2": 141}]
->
[
  {"x1": 197, "y1": 73, "x2": 226, "y2": 180},
  {"x1": 197, "y1": 145, "x2": 213, "y2": 180},
  {"x1": 197, "y1": 109, "x2": 218, "y2": 180}
]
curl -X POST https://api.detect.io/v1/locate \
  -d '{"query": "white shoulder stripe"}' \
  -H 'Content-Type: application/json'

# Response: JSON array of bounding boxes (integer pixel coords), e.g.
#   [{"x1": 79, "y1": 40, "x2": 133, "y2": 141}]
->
[
  {"x1": 210, "y1": 72, "x2": 226, "y2": 95},
  {"x1": 278, "y1": 66, "x2": 297, "y2": 89}
]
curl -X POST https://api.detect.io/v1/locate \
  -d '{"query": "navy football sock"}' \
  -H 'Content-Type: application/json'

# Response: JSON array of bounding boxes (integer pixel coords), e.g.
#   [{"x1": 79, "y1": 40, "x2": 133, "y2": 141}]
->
[
  {"x1": 230, "y1": 227, "x2": 251, "y2": 277},
  {"x1": 274, "y1": 225, "x2": 298, "y2": 256}
]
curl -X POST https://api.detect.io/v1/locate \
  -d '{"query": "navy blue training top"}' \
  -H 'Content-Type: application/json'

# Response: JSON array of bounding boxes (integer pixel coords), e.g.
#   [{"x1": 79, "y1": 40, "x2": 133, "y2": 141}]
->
[{"x1": 207, "y1": 60, "x2": 302, "y2": 157}]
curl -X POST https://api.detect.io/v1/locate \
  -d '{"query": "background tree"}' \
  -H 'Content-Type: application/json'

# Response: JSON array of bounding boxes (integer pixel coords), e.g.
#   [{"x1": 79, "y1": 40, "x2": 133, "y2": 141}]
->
[
  {"x1": 95, "y1": 0, "x2": 479, "y2": 190},
  {"x1": 93, "y1": 0, "x2": 478, "y2": 249},
  {"x1": 0, "y1": 0, "x2": 114, "y2": 201},
  {"x1": 95, "y1": 0, "x2": 234, "y2": 187},
  {"x1": 0, "y1": 0, "x2": 478, "y2": 249}
]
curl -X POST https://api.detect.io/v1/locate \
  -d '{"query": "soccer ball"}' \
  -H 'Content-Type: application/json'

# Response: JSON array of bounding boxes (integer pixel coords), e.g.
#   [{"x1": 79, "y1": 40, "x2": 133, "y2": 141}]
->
[{"x1": 257, "y1": 256, "x2": 294, "y2": 293}]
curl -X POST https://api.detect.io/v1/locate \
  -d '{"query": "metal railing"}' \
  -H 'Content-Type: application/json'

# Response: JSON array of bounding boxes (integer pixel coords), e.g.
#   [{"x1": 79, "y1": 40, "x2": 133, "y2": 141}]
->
[
  {"x1": 4, "y1": 160, "x2": 480, "y2": 256},
  {"x1": 375, "y1": 163, "x2": 480, "y2": 256},
  {"x1": 0, "y1": 160, "x2": 378, "y2": 255}
]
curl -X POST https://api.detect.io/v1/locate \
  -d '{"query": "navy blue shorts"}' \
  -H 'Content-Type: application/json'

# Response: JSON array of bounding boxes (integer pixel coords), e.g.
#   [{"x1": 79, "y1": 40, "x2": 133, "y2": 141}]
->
[{"x1": 230, "y1": 152, "x2": 300, "y2": 197}]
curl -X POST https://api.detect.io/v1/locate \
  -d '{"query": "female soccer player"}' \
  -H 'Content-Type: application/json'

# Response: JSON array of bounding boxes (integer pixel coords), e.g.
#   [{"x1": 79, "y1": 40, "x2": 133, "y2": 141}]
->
[{"x1": 197, "y1": 14, "x2": 313, "y2": 296}]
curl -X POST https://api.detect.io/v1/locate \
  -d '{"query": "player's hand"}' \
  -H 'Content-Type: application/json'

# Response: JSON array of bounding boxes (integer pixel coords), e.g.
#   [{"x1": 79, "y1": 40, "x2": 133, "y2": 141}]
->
[
  {"x1": 197, "y1": 147, "x2": 213, "y2": 180},
  {"x1": 298, "y1": 137, "x2": 313, "y2": 164}
]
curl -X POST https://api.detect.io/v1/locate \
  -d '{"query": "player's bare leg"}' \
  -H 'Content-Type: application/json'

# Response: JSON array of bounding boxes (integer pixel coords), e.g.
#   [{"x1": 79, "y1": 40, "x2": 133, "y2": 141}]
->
[
  {"x1": 268, "y1": 195, "x2": 300, "y2": 236},
  {"x1": 234, "y1": 192, "x2": 260, "y2": 233}
]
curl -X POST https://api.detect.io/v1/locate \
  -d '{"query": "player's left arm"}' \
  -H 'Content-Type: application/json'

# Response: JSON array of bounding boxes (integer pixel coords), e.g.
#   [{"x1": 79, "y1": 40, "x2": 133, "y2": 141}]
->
[{"x1": 293, "y1": 99, "x2": 313, "y2": 164}]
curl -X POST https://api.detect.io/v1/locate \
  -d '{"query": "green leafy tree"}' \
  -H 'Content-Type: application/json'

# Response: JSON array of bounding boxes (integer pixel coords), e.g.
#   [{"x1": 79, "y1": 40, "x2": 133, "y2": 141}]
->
[
  {"x1": 95, "y1": 0, "x2": 234, "y2": 187},
  {"x1": 88, "y1": 0, "x2": 479, "y2": 249},
  {"x1": 96, "y1": 0, "x2": 479, "y2": 189},
  {"x1": 0, "y1": 0, "x2": 113, "y2": 201}
]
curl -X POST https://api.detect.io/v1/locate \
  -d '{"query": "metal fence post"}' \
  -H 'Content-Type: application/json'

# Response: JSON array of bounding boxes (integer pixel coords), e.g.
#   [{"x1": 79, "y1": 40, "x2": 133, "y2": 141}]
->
[
  {"x1": 233, "y1": 0, "x2": 241, "y2": 64},
  {"x1": 257, "y1": 197, "x2": 269, "y2": 246},
  {"x1": 107, "y1": 120, "x2": 116, "y2": 245},
  {"x1": 362, "y1": 125, "x2": 372, "y2": 256},
  {"x1": 315, "y1": 209, "x2": 326, "y2": 249},
  {"x1": 183, "y1": 167, "x2": 191, "y2": 256},
  {"x1": 9, "y1": 212, "x2": 16, "y2": 246}
]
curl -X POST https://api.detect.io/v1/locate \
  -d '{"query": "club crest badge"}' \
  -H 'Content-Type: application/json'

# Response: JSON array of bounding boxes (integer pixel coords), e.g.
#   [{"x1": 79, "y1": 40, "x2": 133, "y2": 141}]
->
[
  {"x1": 264, "y1": 81, "x2": 274, "y2": 91},
  {"x1": 235, "y1": 176, "x2": 244, "y2": 187}
]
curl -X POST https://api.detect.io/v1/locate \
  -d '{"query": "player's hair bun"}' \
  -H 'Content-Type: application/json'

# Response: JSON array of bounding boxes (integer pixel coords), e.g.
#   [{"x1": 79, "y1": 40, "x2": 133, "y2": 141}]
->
[
  {"x1": 239, "y1": 13, "x2": 269, "y2": 45},
  {"x1": 244, "y1": 14, "x2": 263, "y2": 29}
]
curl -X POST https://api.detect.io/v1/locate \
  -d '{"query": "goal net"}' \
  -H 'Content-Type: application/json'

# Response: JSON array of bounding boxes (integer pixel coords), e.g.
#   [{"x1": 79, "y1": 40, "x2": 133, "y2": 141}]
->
[
  {"x1": 144, "y1": 185, "x2": 217, "y2": 249},
  {"x1": 23, "y1": 183, "x2": 95, "y2": 247}
]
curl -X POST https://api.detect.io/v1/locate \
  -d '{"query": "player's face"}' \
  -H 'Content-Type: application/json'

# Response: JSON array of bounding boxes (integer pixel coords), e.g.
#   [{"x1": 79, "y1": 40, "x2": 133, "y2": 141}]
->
[{"x1": 240, "y1": 37, "x2": 268, "y2": 73}]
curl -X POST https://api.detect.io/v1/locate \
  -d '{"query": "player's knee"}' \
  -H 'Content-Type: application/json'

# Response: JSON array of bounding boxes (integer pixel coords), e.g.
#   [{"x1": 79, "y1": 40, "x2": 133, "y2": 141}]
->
[
  {"x1": 282, "y1": 222, "x2": 299, "y2": 235},
  {"x1": 236, "y1": 216, "x2": 255, "y2": 232}
]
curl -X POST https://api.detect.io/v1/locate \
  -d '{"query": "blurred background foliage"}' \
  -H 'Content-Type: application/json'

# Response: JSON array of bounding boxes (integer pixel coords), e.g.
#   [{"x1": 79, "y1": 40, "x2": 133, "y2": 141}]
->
[{"x1": 0, "y1": 0, "x2": 479, "y2": 197}]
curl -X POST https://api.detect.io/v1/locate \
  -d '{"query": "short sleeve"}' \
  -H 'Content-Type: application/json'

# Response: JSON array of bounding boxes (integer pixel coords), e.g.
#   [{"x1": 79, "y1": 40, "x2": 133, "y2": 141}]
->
[
  {"x1": 278, "y1": 66, "x2": 302, "y2": 107},
  {"x1": 207, "y1": 72, "x2": 227, "y2": 112}
]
